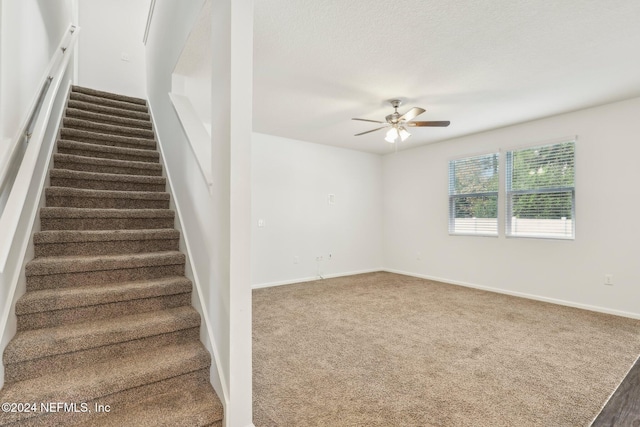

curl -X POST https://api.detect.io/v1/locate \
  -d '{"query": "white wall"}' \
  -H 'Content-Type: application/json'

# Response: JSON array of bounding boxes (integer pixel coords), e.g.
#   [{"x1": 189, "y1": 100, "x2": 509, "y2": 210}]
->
[
  {"x1": 252, "y1": 133, "x2": 383, "y2": 287},
  {"x1": 172, "y1": 0, "x2": 212, "y2": 129},
  {"x1": 146, "y1": 2, "x2": 254, "y2": 426},
  {"x1": 0, "y1": 14, "x2": 78, "y2": 387},
  {"x1": 168, "y1": 0, "x2": 214, "y2": 186},
  {"x1": 77, "y1": 0, "x2": 149, "y2": 98},
  {"x1": 0, "y1": 0, "x2": 73, "y2": 166},
  {"x1": 382, "y1": 97, "x2": 640, "y2": 318},
  {"x1": 144, "y1": 0, "x2": 219, "y2": 384}
]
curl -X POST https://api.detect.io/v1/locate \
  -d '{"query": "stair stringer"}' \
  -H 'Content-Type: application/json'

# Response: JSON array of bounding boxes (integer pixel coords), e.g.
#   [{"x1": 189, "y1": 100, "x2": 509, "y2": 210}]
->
[{"x1": 148, "y1": 102, "x2": 229, "y2": 411}]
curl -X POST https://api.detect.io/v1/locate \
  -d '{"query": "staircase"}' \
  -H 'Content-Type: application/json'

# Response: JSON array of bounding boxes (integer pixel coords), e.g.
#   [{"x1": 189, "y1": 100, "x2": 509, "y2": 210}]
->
[{"x1": 0, "y1": 86, "x2": 223, "y2": 426}]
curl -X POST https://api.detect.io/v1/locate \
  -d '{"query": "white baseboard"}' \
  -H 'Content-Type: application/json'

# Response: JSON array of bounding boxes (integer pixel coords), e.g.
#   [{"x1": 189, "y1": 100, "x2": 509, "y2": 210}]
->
[
  {"x1": 252, "y1": 268, "x2": 381, "y2": 289},
  {"x1": 224, "y1": 419, "x2": 255, "y2": 427},
  {"x1": 383, "y1": 268, "x2": 640, "y2": 320}
]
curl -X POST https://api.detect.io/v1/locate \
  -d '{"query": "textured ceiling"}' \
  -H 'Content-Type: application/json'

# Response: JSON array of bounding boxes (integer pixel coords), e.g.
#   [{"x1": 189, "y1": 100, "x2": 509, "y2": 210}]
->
[
  {"x1": 173, "y1": 0, "x2": 211, "y2": 78},
  {"x1": 253, "y1": 0, "x2": 640, "y2": 154}
]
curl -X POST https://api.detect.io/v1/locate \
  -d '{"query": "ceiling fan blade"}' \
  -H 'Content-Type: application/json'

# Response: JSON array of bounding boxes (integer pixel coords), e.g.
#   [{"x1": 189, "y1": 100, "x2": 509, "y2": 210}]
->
[
  {"x1": 407, "y1": 121, "x2": 451, "y2": 127},
  {"x1": 399, "y1": 107, "x2": 426, "y2": 122},
  {"x1": 354, "y1": 126, "x2": 388, "y2": 136},
  {"x1": 352, "y1": 118, "x2": 385, "y2": 124}
]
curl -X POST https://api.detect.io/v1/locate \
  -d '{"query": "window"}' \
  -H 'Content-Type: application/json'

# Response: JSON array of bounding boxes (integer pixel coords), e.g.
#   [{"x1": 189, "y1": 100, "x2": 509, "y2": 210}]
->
[
  {"x1": 449, "y1": 153, "x2": 499, "y2": 235},
  {"x1": 505, "y1": 141, "x2": 575, "y2": 239}
]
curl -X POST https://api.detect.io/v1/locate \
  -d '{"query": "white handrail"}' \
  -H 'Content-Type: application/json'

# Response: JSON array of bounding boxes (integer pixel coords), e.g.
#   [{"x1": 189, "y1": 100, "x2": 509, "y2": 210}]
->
[
  {"x1": 0, "y1": 78, "x2": 50, "y2": 211},
  {"x1": 0, "y1": 26, "x2": 77, "y2": 200},
  {"x1": 0, "y1": 24, "x2": 79, "y2": 272},
  {"x1": 143, "y1": 0, "x2": 157, "y2": 45},
  {"x1": 25, "y1": 76, "x2": 54, "y2": 141}
]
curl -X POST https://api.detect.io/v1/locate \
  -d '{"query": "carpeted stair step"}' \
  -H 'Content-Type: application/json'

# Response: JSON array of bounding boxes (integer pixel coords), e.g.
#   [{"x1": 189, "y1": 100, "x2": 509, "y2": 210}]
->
[
  {"x1": 60, "y1": 128, "x2": 156, "y2": 150},
  {"x1": 2, "y1": 370, "x2": 222, "y2": 427},
  {"x1": 16, "y1": 276, "x2": 192, "y2": 331},
  {"x1": 5, "y1": 329, "x2": 201, "y2": 387},
  {"x1": 66, "y1": 107, "x2": 152, "y2": 130},
  {"x1": 49, "y1": 169, "x2": 166, "y2": 192},
  {"x1": 63, "y1": 117, "x2": 155, "y2": 139},
  {"x1": 0, "y1": 341, "x2": 211, "y2": 425},
  {"x1": 25, "y1": 251, "x2": 185, "y2": 291},
  {"x1": 67, "y1": 99, "x2": 151, "y2": 121},
  {"x1": 69, "y1": 91, "x2": 149, "y2": 113},
  {"x1": 72, "y1": 85, "x2": 147, "y2": 106},
  {"x1": 45, "y1": 187, "x2": 170, "y2": 210},
  {"x1": 54, "y1": 153, "x2": 163, "y2": 176},
  {"x1": 84, "y1": 369, "x2": 223, "y2": 427},
  {"x1": 34, "y1": 229, "x2": 180, "y2": 257},
  {"x1": 4, "y1": 306, "x2": 200, "y2": 383},
  {"x1": 40, "y1": 207, "x2": 175, "y2": 231},
  {"x1": 57, "y1": 139, "x2": 160, "y2": 163}
]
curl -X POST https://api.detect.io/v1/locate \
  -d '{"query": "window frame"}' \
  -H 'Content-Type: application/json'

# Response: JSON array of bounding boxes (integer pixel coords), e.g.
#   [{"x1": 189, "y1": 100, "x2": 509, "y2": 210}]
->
[
  {"x1": 448, "y1": 151, "x2": 500, "y2": 237},
  {"x1": 504, "y1": 139, "x2": 576, "y2": 240}
]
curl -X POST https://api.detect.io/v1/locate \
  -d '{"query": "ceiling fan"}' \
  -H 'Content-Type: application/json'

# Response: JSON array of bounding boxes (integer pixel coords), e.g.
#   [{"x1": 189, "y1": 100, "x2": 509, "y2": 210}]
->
[{"x1": 352, "y1": 99, "x2": 450, "y2": 143}]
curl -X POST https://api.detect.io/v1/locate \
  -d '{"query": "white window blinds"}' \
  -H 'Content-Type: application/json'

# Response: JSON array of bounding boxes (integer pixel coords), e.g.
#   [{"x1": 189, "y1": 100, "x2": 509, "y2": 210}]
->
[
  {"x1": 506, "y1": 141, "x2": 575, "y2": 239},
  {"x1": 449, "y1": 153, "x2": 499, "y2": 235}
]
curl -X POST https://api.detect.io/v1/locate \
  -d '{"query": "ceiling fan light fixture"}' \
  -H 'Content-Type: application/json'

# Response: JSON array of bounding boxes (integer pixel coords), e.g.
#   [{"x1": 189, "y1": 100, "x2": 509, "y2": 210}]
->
[
  {"x1": 352, "y1": 99, "x2": 451, "y2": 143},
  {"x1": 399, "y1": 127, "x2": 411, "y2": 142},
  {"x1": 385, "y1": 127, "x2": 399, "y2": 143}
]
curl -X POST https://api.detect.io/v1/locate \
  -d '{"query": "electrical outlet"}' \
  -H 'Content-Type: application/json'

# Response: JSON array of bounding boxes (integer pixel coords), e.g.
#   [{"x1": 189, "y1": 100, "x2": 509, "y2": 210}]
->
[
  {"x1": 416, "y1": 251, "x2": 422, "y2": 261},
  {"x1": 604, "y1": 274, "x2": 614, "y2": 286},
  {"x1": 293, "y1": 256, "x2": 299, "y2": 264},
  {"x1": 316, "y1": 256, "x2": 323, "y2": 262}
]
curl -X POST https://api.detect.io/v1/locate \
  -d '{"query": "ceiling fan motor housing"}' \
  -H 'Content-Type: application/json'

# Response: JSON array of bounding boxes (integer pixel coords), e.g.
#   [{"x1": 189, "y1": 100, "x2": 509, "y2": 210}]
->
[
  {"x1": 387, "y1": 99, "x2": 403, "y2": 124},
  {"x1": 386, "y1": 113, "x2": 401, "y2": 124}
]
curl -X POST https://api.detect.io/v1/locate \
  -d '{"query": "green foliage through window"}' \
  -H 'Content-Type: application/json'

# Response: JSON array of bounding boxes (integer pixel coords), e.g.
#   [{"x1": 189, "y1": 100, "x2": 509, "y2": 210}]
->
[
  {"x1": 449, "y1": 141, "x2": 575, "y2": 239},
  {"x1": 449, "y1": 153, "x2": 499, "y2": 235},
  {"x1": 506, "y1": 141, "x2": 575, "y2": 238}
]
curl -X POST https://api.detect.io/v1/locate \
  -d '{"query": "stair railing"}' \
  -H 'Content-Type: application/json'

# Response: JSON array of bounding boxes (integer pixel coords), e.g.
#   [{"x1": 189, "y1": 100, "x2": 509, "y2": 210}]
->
[
  {"x1": 0, "y1": 24, "x2": 77, "y2": 221},
  {"x1": 0, "y1": 24, "x2": 80, "y2": 389},
  {"x1": 143, "y1": 0, "x2": 157, "y2": 45},
  {"x1": 0, "y1": 76, "x2": 52, "y2": 215}
]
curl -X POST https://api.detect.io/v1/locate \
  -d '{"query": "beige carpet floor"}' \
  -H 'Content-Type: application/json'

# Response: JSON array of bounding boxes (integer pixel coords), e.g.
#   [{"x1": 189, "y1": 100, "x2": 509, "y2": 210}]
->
[{"x1": 253, "y1": 272, "x2": 640, "y2": 427}]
